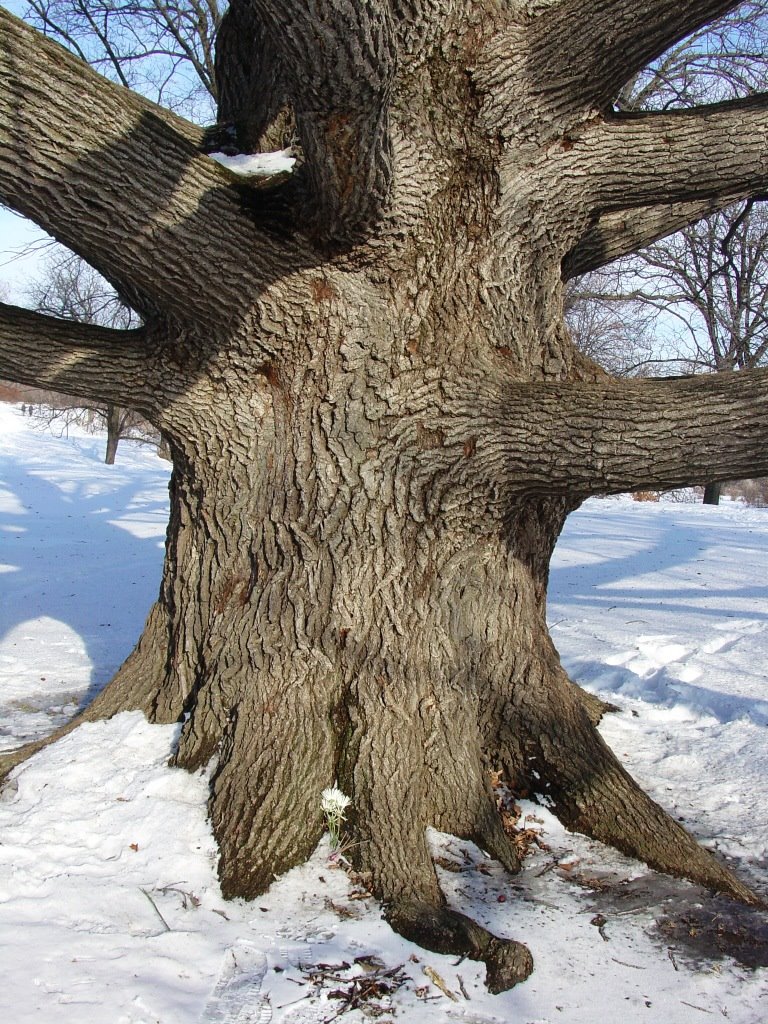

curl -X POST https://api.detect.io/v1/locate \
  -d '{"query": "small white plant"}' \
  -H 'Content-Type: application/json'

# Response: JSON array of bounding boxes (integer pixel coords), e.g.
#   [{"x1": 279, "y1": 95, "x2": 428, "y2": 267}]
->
[{"x1": 321, "y1": 787, "x2": 351, "y2": 851}]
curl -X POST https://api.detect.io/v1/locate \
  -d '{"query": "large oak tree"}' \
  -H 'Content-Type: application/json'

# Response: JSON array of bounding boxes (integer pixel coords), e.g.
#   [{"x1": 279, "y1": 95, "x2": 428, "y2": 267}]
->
[{"x1": 2, "y1": 0, "x2": 768, "y2": 991}]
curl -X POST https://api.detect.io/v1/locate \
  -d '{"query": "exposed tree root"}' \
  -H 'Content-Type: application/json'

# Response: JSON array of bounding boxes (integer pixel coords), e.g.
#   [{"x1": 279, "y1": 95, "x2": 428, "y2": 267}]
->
[
  {"x1": 386, "y1": 900, "x2": 533, "y2": 993},
  {"x1": 209, "y1": 679, "x2": 338, "y2": 899},
  {"x1": 574, "y1": 683, "x2": 619, "y2": 725},
  {"x1": 471, "y1": 792, "x2": 524, "y2": 875},
  {"x1": 500, "y1": 646, "x2": 763, "y2": 907}
]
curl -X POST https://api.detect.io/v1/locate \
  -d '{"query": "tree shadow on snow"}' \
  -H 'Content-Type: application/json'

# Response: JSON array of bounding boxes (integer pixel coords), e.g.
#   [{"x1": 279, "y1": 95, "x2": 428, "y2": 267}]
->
[
  {"x1": 564, "y1": 657, "x2": 768, "y2": 726},
  {"x1": 548, "y1": 503, "x2": 768, "y2": 724},
  {"x1": 0, "y1": 431, "x2": 169, "y2": 738},
  {"x1": 550, "y1": 504, "x2": 768, "y2": 626}
]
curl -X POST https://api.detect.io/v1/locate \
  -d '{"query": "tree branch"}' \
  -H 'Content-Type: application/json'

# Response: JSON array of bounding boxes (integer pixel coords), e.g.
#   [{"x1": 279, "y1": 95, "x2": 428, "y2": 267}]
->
[
  {"x1": 0, "y1": 302, "x2": 156, "y2": 412},
  {"x1": 583, "y1": 97, "x2": 768, "y2": 216},
  {"x1": 0, "y1": 8, "x2": 298, "y2": 330},
  {"x1": 530, "y1": 0, "x2": 741, "y2": 115},
  {"x1": 563, "y1": 196, "x2": 746, "y2": 279},
  {"x1": 492, "y1": 369, "x2": 768, "y2": 498},
  {"x1": 246, "y1": 0, "x2": 396, "y2": 240},
  {"x1": 213, "y1": 0, "x2": 288, "y2": 153}
]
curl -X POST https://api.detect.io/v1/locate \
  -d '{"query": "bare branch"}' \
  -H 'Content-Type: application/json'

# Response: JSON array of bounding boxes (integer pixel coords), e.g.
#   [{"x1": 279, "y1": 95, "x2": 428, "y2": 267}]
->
[
  {"x1": 0, "y1": 301, "x2": 155, "y2": 411},
  {"x1": 0, "y1": 8, "x2": 301, "y2": 335},
  {"x1": 25, "y1": 0, "x2": 222, "y2": 117}
]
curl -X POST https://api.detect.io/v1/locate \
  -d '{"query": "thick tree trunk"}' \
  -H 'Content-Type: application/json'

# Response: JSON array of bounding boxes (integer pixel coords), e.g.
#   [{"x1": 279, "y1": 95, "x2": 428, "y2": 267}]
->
[
  {"x1": 2, "y1": 0, "x2": 768, "y2": 992},
  {"x1": 57, "y1": 264, "x2": 757, "y2": 945}
]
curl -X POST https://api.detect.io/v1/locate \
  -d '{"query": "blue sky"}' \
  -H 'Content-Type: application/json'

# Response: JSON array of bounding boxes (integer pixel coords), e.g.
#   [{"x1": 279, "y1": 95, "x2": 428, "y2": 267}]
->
[{"x1": 0, "y1": 209, "x2": 54, "y2": 302}]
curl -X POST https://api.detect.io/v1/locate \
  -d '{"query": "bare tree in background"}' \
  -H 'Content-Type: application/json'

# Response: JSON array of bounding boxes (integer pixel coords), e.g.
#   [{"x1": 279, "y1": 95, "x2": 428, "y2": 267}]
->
[
  {"x1": 24, "y1": 0, "x2": 222, "y2": 118},
  {"x1": 28, "y1": 252, "x2": 156, "y2": 463},
  {"x1": 617, "y1": 0, "x2": 768, "y2": 110},
  {"x1": 596, "y1": 201, "x2": 768, "y2": 501},
  {"x1": 563, "y1": 276, "x2": 659, "y2": 376}
]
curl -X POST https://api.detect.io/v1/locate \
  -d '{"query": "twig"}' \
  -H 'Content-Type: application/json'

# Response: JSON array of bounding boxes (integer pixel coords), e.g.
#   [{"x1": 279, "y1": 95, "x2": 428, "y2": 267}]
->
[
  {"x1": 139, "y1": 887, "x2": 171, "y2": 932},
  {"x1": 681, "y1": 1001, "x2": 713, "y2": 1015},
  {"x1": 457, "y1": 974, "x2": 470, "y2": 1000},
  {"x1": 610, "y1": 958, "x2": 645, "y2": 970},
  {"x1": 276, "y1": 993, "x2": 310, "y2": 1010},
  {"x1": 536, "y1": 858, "x2": 558, "y2": 876},
  {"x1": 423, "y1": 965, "x2": 458, "y2": 1001},
  {"x1": 614, "y1": 905, "x2": 655, "y2": 918},
  {"x1": 667, "y1": 947, "x2": 679, "y2": 971},
  {"x1": 157, "y1": 883, "x2": 201, "y2": 908}
]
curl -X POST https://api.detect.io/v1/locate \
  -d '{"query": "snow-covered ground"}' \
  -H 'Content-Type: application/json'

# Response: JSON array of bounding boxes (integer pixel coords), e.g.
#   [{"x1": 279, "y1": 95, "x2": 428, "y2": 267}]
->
[{"x1": 1, "y1": 401, "x2": 767, "y2": 1024}]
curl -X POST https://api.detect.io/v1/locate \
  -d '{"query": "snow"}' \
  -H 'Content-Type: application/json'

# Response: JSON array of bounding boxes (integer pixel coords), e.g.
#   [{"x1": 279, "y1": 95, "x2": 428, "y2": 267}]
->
[
  {"x1": 209, "y1": 149, "x2": 296, "y2": 177},
  {"x1": 1, "y1": 401, "x2": 768, "y2": 1023}
]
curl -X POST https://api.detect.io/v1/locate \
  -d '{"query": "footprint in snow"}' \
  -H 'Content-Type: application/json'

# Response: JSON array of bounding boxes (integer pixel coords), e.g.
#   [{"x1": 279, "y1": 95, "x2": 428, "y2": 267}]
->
[{"x1": 201, "y1": 942, "x2": 271, "y2": 1024}]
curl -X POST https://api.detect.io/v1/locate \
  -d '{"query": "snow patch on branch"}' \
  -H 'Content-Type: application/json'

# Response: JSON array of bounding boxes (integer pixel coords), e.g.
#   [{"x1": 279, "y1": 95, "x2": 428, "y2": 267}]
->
[{"x1": 209, "y1": 149, "x2": 296, "y2": 177}]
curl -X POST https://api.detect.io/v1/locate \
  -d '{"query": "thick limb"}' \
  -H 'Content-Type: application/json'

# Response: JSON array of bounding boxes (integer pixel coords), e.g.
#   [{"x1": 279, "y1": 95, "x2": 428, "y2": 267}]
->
[
  {"x1": 0, "y1": 302, "x2": 155, "y2": 413},
  {"x1": 477, "y1": 368, "x2": 768, "y2": 500},
  {"x1": 478, "y1": 1, "x2": 741, "y2": 142},
  {"x1": 527, "y1": 0, "x2": 741, "y2": 115},
  {"x1": 249, "y1": 0, "x2": 396, "y2": 238},
  {"x1": 574, "y1": 97, "x2": 768, "y2": 218},
  {"x1": 0, "y1": 8, "x2": 301, "y2": 330},
  {"x1": 214, "y1": 1, "x2": 289, "y2": 152},
  {"x1": 563, "y1": 195, "x2": 750, "y2": 279}
]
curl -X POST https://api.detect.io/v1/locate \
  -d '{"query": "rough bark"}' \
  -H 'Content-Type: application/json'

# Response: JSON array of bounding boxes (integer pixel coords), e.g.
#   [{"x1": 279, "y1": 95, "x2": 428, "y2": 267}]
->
[
  {"x1": 563, "y1": 195, "x2": 749, "y2": 280},
  {"x1": 2, "y1": 0, "x2": 768, "y2": 991}
]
